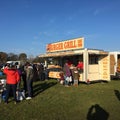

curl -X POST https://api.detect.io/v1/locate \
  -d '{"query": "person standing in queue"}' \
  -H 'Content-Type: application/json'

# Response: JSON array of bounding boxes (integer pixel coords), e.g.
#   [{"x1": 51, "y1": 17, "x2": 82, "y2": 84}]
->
[
  {"x1": 72, "y1": 67, "x2": 80, "y2": 86},
  {"x1": 63, "y1": 62, "x2": 72, "y2": 87},
  {"x1": 3, "y1": 63, "x2": 20, "y2": 104},
  {"x1": 21, "y1": 65, "x2": 27, "y2": 91},
  {"x1": 25, "y1": 62, "x2": 34, "y2": 100}
]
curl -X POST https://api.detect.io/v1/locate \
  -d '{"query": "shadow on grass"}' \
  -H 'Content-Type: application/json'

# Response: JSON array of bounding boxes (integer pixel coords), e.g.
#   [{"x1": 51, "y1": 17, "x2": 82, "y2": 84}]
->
[
  {"x1": 114, "y1": 90, "x2": 120, "y2": 101},
  {"x1": 87, "y1": 104, "x2": 109, "y2": 120},
  {"x1": 33, "y1": 81, "x2": 57, "y2": 97},
  {"x1": 79, "y1": 80, "x2": 109, "y2": 85}
]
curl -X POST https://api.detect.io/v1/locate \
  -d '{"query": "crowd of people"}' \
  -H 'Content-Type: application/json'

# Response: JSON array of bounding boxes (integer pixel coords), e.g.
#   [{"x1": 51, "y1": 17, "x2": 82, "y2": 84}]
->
[
  {"x1": 1, "y1": 62, "x2": 48, "y2": 104},
  {"x1": 0, "y1": 60, "x2": 83, "y2": 104},
  {"x1": 59, "y1": 60, "x2": 83, "y2": 87}
]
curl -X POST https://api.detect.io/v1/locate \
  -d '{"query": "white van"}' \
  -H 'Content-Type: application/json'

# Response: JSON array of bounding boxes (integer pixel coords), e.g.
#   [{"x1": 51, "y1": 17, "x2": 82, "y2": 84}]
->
[{"x1": 6, "y1": 61, "x2": 21, "y2": 69}]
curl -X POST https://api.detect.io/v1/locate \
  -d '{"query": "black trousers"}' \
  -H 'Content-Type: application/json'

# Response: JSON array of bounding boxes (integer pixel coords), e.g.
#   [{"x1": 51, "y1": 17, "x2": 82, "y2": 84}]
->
[
  {"x1": 26, "y1": 79, "x2": 33, "y2": 97},
  {"x1": 5, "y1": 84, "x2": 17, "y2": 102}
]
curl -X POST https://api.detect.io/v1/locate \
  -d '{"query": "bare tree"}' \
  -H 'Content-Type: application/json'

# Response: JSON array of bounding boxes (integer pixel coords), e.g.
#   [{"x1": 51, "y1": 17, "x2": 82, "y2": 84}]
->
[
  {"x1": 7, "y1": 53, "x2": 19, "y2": 61},
  {"x1": 19, "y1": 53, "x2": 27, "y2": 64},
  {"x1": 0, "y1": 52, "x2": 8, "y2": 64}
]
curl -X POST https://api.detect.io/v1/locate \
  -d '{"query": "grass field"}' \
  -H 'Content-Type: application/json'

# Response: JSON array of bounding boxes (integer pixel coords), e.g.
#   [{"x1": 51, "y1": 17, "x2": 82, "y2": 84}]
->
[{"x1": 0, "y1": 79, "x2": 120, "y2": 120}]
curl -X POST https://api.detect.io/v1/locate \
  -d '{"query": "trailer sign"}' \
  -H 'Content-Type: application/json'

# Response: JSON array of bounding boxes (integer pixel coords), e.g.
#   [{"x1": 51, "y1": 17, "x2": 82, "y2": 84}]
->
[{"x1": 46, "y1": 37, "x2": 84, "y2": 53}]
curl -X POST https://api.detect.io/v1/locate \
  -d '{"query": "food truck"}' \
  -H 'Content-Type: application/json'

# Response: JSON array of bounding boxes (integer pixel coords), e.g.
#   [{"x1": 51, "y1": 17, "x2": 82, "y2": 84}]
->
[{"x1": 39, "y1": 37, "x2": 110, "y2": 83}]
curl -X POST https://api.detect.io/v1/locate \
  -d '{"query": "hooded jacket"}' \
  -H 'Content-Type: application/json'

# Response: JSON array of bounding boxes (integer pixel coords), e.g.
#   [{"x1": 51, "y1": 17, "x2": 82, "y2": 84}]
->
[
  {"x1": 3, "y1": 67, "x2": 20, "y2": 84},
  {"x1": 26, "y1": 66, "x2": 34, "y2": 81}
]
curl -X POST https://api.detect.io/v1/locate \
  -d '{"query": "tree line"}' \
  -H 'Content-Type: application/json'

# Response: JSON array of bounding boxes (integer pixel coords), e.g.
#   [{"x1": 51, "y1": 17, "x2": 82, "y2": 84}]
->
[{"x1": 0, "y1": 51, "x2": 45, "y2": 65}]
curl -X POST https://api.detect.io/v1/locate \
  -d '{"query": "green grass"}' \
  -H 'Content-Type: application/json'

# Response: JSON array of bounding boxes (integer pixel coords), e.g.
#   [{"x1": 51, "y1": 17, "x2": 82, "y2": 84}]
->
[{"x1": 0, "y1": 79, "x2": 120, "y2": 120}]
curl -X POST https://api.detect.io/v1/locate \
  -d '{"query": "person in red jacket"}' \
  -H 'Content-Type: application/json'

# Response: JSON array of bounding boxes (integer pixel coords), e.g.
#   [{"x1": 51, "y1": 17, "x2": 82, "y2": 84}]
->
[
  {"x1": 3, "y1": 64, "x2": 20, "y2": 104},
  {"x1": 77, "y1": 60, "x2": 83, "y2": 73}
]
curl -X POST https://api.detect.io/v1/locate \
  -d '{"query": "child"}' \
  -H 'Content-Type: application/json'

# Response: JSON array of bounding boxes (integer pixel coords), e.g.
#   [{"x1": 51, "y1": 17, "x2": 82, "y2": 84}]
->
[
  {"x1": 59, "y1": 71, "x2": 64, "y2": 85},
  {"x1": 72, "y1": 67, "x2": 80, "y2": 86},
  {"x1": 0, "y1": 79, "x2": 7, "y2": 102},
  {"x1": 0, "y1": 81, "x2": 3, "y2": 103}
]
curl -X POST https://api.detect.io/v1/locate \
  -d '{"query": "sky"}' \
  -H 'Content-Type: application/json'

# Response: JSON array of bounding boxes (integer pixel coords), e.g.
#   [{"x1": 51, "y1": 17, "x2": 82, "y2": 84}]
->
[{"x1": 0, "y1": 0, "x2": 120, "y2": 57}]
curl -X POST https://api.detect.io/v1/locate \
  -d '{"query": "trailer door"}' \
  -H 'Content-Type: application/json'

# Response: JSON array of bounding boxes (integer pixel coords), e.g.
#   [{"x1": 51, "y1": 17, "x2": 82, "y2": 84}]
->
[{"x1": 99, "y1": 55, "x2": 110, "y2": 81}]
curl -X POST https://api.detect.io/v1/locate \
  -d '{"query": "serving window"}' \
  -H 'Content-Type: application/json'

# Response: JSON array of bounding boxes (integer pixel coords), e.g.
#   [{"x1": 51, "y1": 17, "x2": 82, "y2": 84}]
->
[{"x1": 89, "y1": 54, "x2": 99, "y2": 64}]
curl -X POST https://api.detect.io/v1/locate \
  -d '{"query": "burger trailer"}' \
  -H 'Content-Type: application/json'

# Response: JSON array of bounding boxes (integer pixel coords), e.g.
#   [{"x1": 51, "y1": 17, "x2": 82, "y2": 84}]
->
[{"x1": 39, "y1": 37, "x2": 110, "y2": 83}]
